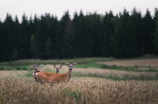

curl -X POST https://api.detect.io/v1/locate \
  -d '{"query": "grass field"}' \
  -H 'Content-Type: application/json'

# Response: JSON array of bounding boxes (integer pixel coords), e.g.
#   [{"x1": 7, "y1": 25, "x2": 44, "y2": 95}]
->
[
  {"x1": 0, "y1": 58, "x2": 158, "y2": 104},
  {"x1": 0, "y1": 78, "x2": 158, "y2": 104}
]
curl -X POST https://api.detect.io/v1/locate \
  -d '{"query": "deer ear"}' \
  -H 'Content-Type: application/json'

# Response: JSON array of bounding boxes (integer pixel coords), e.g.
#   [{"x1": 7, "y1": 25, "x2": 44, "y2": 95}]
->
[
  {"x1": 73, "y1": 62, "x2": 77, "y2": 65},
  {"x1": 37, "y1": 64, "x2": 40, "y2": 67},
  {"x1": 60, "y1": 65, "x2": 62, "y2": 68},
  {"x1": 32, "y1": 64, "x2": 35, "y2": 67},
  {"x1": 65, "y1": 62, "x2": 69, "y2": 65}
]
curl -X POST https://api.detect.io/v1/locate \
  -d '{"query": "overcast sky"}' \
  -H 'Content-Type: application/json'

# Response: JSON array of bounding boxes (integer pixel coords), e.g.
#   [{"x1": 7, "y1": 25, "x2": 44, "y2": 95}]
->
[{"x1": 0, "y1": 0, "x2": 158, "y2": 22}]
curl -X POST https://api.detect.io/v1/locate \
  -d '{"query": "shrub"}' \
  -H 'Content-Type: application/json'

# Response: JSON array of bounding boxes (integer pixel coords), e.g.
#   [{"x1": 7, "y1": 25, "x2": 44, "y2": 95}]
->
[
  {"x1": 0, "y1": 67, "x2": 4, "y2": 70},
  {"x1": 16, "y1": 67, "x2": 21, "y2": 70}
]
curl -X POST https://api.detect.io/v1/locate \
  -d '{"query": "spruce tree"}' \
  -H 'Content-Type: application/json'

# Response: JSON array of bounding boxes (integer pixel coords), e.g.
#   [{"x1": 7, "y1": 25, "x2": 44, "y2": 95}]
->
[
  {"x1": 18, "y1": 14, "x2": 30, "y2": 59},
  {"x1": 153, "y1": 9, "x2": 158, "y2": 54},
  {"x1": 140, "y1": 9, "x2": 153, "y2": 54},
  {"x1": 54, "y1": 11, "x2": 70, "y2": 58},
  {"x1": 112, "y1": 9, "x2": 130, "y2": 58},
  {"x1": 101, "y1": 11, "x2": 114, "y2": 57}
]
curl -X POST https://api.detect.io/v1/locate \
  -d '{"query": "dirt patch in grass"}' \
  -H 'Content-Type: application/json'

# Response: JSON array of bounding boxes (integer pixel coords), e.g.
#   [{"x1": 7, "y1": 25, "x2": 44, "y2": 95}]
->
[{"x1": 100, "y1": 58, "x2": 158, "y2": 67}]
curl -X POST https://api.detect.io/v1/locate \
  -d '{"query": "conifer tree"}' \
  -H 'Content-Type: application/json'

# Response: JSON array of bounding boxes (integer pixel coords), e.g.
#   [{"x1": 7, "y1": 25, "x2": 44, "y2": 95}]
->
[
  {"x1": 0, "y1": 20, "x2": 6, "y2": 61},
  {"x1": 153, "y1": 8, "x2": 158, "y2": 54},
  {"x1": 54, "y1": 11, "x2": 70, "y2": 58},
  {"x1": 112, "y1": 9, "x2": 130, "y2": 58},
  {"x1": 101, "y1": 11, "x2": 114, "y2": 57},
  {"x1": 3, "y1": 14, "x2": 15, "y2": 61},
  {"x1": 18, "y1": 14, "x2": 30, "y2": 59},
  {"x1": 140, "y1": 9, "x2": 153, "y2": 54},
  {"x1": 72, "y1": 12, "x2": 83, "y2": 57}
]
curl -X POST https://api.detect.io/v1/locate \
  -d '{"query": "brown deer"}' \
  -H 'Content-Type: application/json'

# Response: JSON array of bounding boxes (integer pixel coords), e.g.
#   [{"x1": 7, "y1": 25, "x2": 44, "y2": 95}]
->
[
  {"x1": 32, "y1": 64, "x2": 40, "y2": 82},
  {"x1": 32, "y1": 64, "x2": 62, "y2": 82},
  {"x1": 32, "y1": 62, "x2": 77, "y2": 85}
]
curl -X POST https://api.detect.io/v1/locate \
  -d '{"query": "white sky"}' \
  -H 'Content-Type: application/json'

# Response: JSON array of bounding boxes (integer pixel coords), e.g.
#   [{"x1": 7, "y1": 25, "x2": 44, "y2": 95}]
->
[{"x1": 0, "y1": 0, "x2": 158, "y2": 22}]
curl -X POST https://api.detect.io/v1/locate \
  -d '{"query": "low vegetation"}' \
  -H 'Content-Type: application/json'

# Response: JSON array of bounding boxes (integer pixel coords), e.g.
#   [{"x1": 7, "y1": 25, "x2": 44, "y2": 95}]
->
[
  {"x1": 0, "y1": 57, "x2": 114, "y2": 65},
  {"x1": 0, "y1": 58, "x2": 158, "y2": 103},
  {"x1": 0, "y1": 65, "x2": 29, "y2": 70},
  {"x1": 101, "y1": 65, "x2": 158, "y2": 72},
  {"x1": 76, "y1": 63, "x2": 158, "y2": 72},
  {"x1": 25, "y1": 70, "x2": 158, "y2": 81},
  {"x1": 0, "y1": 78, "x2": 158, "y2": 104},
  {"x1": 72, "y1": 72, "x2": 158, "y2": 81}
]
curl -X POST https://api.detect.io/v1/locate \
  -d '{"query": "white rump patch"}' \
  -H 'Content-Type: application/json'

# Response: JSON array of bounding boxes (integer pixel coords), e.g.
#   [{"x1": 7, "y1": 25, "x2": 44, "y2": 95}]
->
[
  {"x1": 35, "y1": 73, "x2": 39, "y2": 82},
  {"x1": 36, "y1": 73, "x2": 38, "y2": 76}
]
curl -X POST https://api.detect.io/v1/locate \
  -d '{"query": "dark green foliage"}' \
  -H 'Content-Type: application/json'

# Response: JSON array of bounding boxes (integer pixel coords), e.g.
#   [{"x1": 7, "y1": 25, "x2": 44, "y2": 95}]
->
[
  {"x1": 140, "y1": 9, "x2": 154, "y2": 54},
  {"x1": 44, "y1": 38, "x2": 53, "y2": 59},
  {"x1": 112, "y1": 9, "x2": 131, "y2": 58},
  {"x1": 18, "y1": 14, "x2": 31, "y2": 59},
  {"x1": 16, "y1": 67, "x2": 21, "y2": 70},
  {"x1": 153, "y1": 9, "x2": 158, "y2": 54},
  {"x1": 30, "y1": 34, "x2": 36, "y2": 58},
  {"x1": 0, "y1": 67, "x2": 4, "y2": 70},
  {"x1": 100, "y1": 11, "x2": 114, "y2": 57},
  {"x1": 0, "y1": 8, "x2": 158, "y2": 61},
  {"x1": 12, "y1": 48, "x2": 18, "y2": 60}
]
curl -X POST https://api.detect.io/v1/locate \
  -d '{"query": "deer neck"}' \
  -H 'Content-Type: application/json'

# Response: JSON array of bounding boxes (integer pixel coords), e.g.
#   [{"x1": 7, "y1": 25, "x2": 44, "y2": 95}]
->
[
  {"x1": 33, "y1": 70, "x2": 40, "y2": 83},
  {"x1": 66, "y1": 68, "x2": 72, "y2": 82}
]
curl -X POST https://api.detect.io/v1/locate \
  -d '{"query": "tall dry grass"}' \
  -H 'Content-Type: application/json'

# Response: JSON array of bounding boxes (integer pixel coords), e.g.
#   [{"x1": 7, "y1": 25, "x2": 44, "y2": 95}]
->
[{"x1": 0, "y1": 78, "x2": 158, "y2": 104}]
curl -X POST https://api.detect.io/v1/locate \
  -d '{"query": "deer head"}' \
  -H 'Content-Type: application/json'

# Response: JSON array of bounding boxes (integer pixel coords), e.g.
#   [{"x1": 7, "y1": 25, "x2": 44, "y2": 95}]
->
[
  {"x1": 32, "y1": 63, "x2": 40, "y2": 71},
  {"x1": 65, "y1": 62, "x2": 77, "y2": 70},
  {"x1": 54, "y1": 65, "x2": 62, "y2": 73}
]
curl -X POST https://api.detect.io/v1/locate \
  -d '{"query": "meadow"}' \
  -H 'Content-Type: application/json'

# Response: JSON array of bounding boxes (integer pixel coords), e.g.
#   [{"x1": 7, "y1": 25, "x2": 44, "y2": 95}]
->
[{"x1": 0, "y1": 58, "x2": 158, "y2": 104}]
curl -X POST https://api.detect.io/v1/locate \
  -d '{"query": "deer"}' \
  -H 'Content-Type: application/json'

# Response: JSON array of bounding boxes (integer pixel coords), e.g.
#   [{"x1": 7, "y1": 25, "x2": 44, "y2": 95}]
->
[
  {"x1": 32, "y1": 62, "x2": 77, "y2": 85},
  {"x1": 32, "y1": 64, "x2": 40, "y2": 82},
  {"x1": 54, "y1": 65, "x2": 62, "y2": 73},
  {"x1": 32, "y1": 64, "x2": 62, "y2": 82}
]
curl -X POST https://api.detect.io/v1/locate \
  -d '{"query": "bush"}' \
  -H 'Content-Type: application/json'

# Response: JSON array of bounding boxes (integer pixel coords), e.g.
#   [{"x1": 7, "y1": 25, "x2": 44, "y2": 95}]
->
[
  {"x1": 16, "y1": 67, "x2": 21, "y2": 70},
  {"x1": 22, "y1": 67, "x2": 27, "y2": 70},
  {"x1": 0, "y1": 67, "x2": 4, "y2": 70}
]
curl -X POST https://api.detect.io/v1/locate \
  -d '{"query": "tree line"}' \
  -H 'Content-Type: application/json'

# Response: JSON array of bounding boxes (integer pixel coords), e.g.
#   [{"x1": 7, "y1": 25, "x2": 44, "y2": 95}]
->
[{"x1": 0, "y1": 8, "x2": 158, "y2": 62}]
